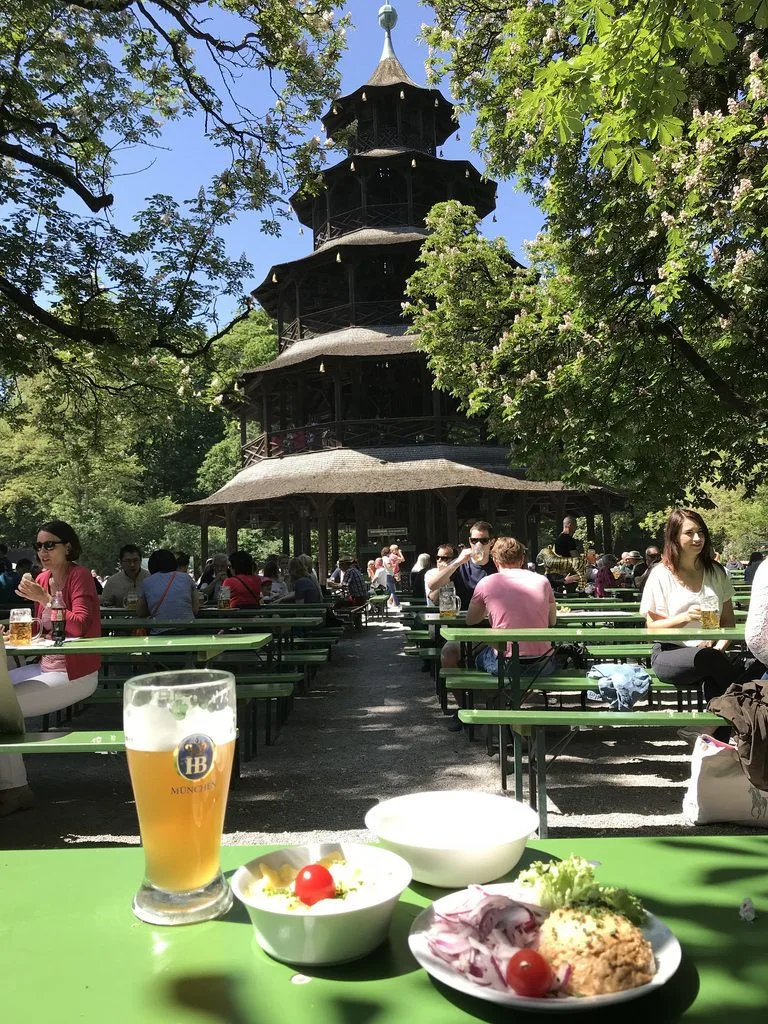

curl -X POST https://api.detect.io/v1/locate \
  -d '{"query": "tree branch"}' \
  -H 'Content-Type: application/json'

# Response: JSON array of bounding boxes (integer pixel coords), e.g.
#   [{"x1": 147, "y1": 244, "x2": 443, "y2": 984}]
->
[
  {"x1": 659, "y1": 321, "x2": 752, "y2": 417},
  {"x1": 0, "y1": 140, "x2": 113, "y2": 212},
  {"x1": 0, "y1": 272, "x2": 252, "y2": 361}
]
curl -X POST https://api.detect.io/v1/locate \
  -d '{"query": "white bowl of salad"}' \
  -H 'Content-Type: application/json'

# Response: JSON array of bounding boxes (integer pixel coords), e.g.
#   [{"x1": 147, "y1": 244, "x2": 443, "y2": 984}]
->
[
  {"x1": 231, "y1": 842, "x2": 412, "y2": 965},
  {"x1": 365, "y1": 790, "x2": 539, "y2": 887}
]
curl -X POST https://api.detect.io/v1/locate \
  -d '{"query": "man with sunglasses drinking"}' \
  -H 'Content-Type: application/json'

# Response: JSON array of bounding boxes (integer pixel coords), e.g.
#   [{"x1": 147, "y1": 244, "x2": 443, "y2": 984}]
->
[{"x1": 425, "y1": 522, "x2": 498, "y2": 729}]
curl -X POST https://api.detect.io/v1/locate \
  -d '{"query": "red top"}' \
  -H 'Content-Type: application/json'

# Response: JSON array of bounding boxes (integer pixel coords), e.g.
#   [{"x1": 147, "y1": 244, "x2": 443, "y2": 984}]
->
[
  {"x1": 223, "y1": 574, "x2": 262, "y2": 608},
  {"x1": 35, "y1": 564, "x2": 101, "y2": 680}
]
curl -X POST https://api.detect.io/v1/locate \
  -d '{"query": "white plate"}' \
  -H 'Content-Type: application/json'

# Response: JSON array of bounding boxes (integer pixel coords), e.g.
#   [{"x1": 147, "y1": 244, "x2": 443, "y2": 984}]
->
[{"x1": 408, "y1": 884, "x2": 681, "y2": 1013}]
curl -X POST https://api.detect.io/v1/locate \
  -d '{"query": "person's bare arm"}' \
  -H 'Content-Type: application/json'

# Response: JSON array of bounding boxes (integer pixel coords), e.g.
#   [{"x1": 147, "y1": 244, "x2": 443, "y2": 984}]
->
[
  {"x1": 548, "y1": 597, "x2": 557, "y2": 627},
  {"x1": 466, "y1": 596, "x2": 487, "y2": 626},
  {"x1": 646, "y1": 608, "x2": 699, "y2": 629},
  {"x1": 135, "y1": 594, "x2": 149, "y2": 618},
  {"x1": 425, "y1": 549, "x2": 473, "y2": 599}
]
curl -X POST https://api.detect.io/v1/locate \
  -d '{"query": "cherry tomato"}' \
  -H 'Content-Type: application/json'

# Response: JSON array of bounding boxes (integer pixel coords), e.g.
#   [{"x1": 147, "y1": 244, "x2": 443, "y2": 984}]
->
[
  {"x1": 505, "y1": 949, "x2": 553, "y2": 997},
  {"x1": 294, "y1": 863, "x2": 337, "y2": 906}
]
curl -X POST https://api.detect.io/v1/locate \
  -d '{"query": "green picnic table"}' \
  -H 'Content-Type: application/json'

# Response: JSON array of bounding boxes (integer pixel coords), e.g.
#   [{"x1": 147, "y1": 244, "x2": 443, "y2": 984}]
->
[
  {"x1": 1, "y1": 836, "x2": 764, "y2": 1023},
  {"x1": 441, "y1": 625, "x2": 746, "y2": 797},
  {"x1": 5, "y1": 632, "x2": 273, "y2": 664}
]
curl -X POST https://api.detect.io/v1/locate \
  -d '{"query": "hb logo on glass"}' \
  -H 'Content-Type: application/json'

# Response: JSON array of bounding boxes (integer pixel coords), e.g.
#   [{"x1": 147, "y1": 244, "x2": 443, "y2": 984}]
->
[{"x1": 175, "y1": 734, "x2": 215, "y2": 781}]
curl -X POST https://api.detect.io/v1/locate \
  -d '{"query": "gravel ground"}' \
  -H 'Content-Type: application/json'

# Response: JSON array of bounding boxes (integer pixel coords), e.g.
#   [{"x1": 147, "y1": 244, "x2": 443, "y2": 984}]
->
[{"x1": 1, "y1": 620, "x2": 761, "y2": 850}]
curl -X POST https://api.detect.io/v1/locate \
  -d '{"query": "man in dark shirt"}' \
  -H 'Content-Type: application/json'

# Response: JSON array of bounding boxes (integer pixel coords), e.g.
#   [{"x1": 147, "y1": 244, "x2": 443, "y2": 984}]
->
[
  {"x1": 635, "y1": 546, "x2": 661, "y2": 595},
  {"x1": 425, "y1": 521, "x2": 497, "y2": 729},
  {"x1": 554, "y1": 516, "x2": 580, "y2": 557}
]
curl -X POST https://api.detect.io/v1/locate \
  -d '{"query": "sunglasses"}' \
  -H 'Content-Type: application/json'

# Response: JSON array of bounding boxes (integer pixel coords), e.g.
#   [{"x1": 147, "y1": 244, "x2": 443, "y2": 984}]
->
[
  {"x1": 34, "y1": 540, "x2": 65, "y2": 552},
  {"x1": 436, "y1": 555, "x2": 450, "y2": 561},
  {"x1": 469, "y1": 537, "x2": 491, "y2": 545}
]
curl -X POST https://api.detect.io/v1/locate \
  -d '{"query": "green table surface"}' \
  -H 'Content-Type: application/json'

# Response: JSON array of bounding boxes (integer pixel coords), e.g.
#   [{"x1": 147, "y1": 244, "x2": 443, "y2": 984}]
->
[
  {"x1": 441, "y1": 625, "x2": 746, "y2": 644},
  {"x1": 4, "y1": 633, "x2": 272, "y2": 662},
  {"x1": 1, "y1": 837, "x2": 765, "y2": 1023},
  {"x1": 101, "y1": 617, "x2": 322, "y2": 631}
]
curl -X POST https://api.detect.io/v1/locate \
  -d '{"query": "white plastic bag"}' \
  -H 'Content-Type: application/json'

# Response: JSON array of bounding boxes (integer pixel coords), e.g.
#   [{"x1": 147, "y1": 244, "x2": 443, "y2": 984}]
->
[{"x1": 683, "y1": 734, "x2": 768, "y2": 825}]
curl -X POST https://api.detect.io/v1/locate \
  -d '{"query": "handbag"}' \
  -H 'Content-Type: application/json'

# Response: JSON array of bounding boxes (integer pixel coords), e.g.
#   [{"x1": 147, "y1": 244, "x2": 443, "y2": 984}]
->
[{"x1": 683, "y1": 734, "x2": 768, "y2": 825}]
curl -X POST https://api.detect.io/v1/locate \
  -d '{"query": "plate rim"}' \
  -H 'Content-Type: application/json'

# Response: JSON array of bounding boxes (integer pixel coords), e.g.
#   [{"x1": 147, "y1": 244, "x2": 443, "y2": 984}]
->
[{"x1": 407, "y1": 883, "x2": 682, "y2": 1012}]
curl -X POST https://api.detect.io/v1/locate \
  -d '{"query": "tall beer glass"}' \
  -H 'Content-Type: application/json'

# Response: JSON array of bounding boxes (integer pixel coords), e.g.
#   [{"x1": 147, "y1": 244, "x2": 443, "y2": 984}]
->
[{"x1": 124, "y1": 669, "x2": 236, "y2": 925}]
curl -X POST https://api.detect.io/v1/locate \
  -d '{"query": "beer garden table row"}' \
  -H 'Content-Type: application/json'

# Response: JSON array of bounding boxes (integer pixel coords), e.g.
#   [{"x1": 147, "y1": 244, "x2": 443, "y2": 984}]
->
[
  {"x1": 440, "y1": 624, "x2": 747, "y2": 801},
  {"x1": 2, "y1": 835, "x2": 765, "y2": 1023}
]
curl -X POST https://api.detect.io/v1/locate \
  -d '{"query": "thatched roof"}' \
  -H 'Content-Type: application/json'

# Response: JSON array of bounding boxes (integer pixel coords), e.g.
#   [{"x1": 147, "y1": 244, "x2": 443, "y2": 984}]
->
[
  {"x1": 366, "y1": 56, "x2": 417, "y2": 88},
  {"x1": 171, "y1": 445, "x2": 619, "y2": 524},
  {"x1": 242, "y1": 325, "x2": 418, "y2": 376}
]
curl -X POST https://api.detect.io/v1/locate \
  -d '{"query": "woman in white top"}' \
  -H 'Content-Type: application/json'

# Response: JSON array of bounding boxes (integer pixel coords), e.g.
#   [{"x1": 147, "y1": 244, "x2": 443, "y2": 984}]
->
[{"x1": 640, "y1": 509, "x2": 738, "y2": 716}]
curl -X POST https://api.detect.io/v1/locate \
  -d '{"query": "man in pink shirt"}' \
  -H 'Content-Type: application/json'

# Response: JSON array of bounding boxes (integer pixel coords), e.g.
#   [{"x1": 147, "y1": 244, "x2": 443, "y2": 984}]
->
[{"x1": 467, "y1": 536, "x2": 557, "y2": 678}]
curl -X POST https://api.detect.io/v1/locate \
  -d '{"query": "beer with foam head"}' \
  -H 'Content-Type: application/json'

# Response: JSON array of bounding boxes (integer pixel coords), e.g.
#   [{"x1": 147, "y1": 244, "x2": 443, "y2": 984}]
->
[{"x1": 124, "y1": 669, "x2": 236, "y2": 925}]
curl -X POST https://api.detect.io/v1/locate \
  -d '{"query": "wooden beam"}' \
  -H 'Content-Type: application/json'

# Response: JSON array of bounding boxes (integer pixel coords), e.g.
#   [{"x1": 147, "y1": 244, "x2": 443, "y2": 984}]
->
[
  {"x1": 200, "y1": 510, "x2": 210, "y2": 567},
  {"x1": 224, "y1": 505, "x2": 239, "y2": 554}
]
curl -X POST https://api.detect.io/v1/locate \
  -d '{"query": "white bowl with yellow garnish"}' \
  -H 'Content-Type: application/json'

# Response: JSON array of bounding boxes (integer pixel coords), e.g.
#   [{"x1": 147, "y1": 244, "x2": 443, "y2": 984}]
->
[{"x1": 231, "y1": 842, "x2": 412, "y2": 965}]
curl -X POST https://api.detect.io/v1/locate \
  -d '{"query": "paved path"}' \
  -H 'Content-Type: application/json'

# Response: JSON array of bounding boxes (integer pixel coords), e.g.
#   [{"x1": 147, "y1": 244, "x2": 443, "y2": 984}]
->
[{"x1": 1, "y1": 621, "x2": 756, "y2": 849}]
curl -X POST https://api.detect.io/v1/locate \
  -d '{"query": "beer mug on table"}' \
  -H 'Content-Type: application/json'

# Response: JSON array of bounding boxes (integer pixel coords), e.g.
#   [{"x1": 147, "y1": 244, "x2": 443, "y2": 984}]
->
[
  {"x1": 700, "y1": 589, "x2": 720, "y2": 630},
  {"x1": 217, "y1": 585, "x2": 231, "y2": 610},
  {"x1": 438, "y1": 582, "x2": 461, "y2": 619},
  {"x1": 8, "y1": 608, "x2": 42, "y2": 646},
  {"x1": 124, "y1": 669, "x2": 237, "y2": 925},
  {"x1": 124, "y1": 590, "x2": 139, "y2": 612}
]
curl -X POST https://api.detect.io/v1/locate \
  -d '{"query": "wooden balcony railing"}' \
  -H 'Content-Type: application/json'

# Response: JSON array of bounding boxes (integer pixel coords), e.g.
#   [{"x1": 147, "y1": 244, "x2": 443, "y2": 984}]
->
[
  {"x1": 314, "y1": 203, "x2": 431, "y2": 247},
  {"x1": 280, "y1": 299, "x2": 406, "y2": 346},
  {"x1": 242, "y1": 417, "x2": 490, "y2": 466}
]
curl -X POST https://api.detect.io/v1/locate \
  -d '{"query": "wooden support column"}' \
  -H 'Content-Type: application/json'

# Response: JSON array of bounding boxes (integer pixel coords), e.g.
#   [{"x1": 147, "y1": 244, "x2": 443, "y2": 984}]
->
[
  {"x1": 262, "y1": 391, "x2": 270, "y2": 457},
  {"x1": 311, "y1": 496, "x2": 335, "y2": 581},
  {"x1": 333, "y1": 371, "x2": 344, "y2": 442},
  {"x1": 330, "y1": 507, "x2": 339, "y2": 565},
  {"x1": 436, "y1": 488, "x2": 466, "y2": 546},
  {"x1": 511, "y1": 493, "x2": 527, "y2": 543},
  {"x1": 602, "y1": 504, "x2": 614, "y2": 555},
  {"x1": 282, "y1": 518, "x2": 291, "y2": 555},
  {"x1": 585, "y1": 512, "x2": 596, "y2": 549},
  {"x1": 224, "y1": 505, "x2": 239, "y2": 555},
  {"x1": 426, "y1": 493, "x2": 437, "y2": 555},
  {"x1": 353, "y1": 496, "x2": 369, "y2": 559},
  {"x1": 239, "y1": 413, "x2": 247, "y2": 466},
  {"x1": 200, "y1": 511, "x2": 210, "y2": 567}
]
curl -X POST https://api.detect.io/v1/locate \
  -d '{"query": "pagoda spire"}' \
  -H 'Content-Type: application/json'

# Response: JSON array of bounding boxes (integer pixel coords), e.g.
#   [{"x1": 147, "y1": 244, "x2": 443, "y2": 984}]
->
[
  {"x1": 366, "y1": 3, "x2": 417, "y2": 87},
  {"x1": 378, "y1": 2, "x2": 398, "y2": 61}
]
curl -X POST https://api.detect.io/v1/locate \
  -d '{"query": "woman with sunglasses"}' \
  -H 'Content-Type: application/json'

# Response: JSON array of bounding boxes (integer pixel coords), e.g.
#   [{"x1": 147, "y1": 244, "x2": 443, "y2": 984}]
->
[{"x1": 0, "y1": 519, "x2": 101, "y2": 816}]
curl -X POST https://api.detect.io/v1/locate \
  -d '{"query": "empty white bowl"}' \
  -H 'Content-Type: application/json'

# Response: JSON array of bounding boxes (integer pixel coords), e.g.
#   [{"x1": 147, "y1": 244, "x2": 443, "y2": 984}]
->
[
  {"x1": 231, "y1": 842, "x2": 412, "y2": 965},
  {"x1": 364, "y1": 790, "x2": 539, "y2": 888}
]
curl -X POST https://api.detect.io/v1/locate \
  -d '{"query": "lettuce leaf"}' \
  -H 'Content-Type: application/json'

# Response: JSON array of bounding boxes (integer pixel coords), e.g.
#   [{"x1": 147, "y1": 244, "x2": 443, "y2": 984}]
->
[{"x1": 516, "y1": 856, "x2": 647, "y2": 926}]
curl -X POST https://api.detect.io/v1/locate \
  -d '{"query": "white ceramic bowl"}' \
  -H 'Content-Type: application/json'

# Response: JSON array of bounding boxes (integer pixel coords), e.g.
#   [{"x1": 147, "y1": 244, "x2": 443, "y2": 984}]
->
[
  {"x1": 231, "y1": 842, "x2": 412, "y2": 966},
  {"x1": 364, "y1": 790, "x2": 539, "y2": 888}
]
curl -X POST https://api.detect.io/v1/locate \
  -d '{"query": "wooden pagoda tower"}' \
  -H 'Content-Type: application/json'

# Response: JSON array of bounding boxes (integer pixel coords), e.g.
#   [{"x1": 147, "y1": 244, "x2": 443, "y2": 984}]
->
[{"x1": 174, "y1": 4, "x2": 623, "y2": 576}]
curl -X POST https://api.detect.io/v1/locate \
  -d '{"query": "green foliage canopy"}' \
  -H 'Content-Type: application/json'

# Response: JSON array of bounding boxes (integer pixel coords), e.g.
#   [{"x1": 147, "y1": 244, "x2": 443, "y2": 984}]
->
[
  {"x1": 411, "y1": 1, "x2": 768, "y2": 505},
  {"x1": 0, "y1": 0, "x2": 347, "y2": 398}
]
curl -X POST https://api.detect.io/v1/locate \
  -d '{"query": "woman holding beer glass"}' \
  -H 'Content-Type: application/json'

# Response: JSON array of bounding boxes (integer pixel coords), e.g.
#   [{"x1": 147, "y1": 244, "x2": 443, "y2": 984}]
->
[
  {"x1": 640, "y1": 509, "x2": 738, "y2": 715},
  {"x1": 0, "y1": 519, "x2": 101, "y2": 816}
]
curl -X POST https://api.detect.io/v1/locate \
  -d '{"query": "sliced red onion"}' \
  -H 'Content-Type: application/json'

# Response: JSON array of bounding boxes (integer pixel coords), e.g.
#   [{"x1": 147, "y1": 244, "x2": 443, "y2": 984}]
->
[{"x1": 424, "y1": 888, "x2": 559, "y2": 996}]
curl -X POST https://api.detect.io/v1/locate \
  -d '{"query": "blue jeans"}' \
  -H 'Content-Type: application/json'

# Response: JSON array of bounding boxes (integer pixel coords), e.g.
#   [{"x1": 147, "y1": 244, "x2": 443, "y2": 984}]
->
[
  {"x1": 386, "y1": 574, "x2": 399, "y2": 606},
  {"x1": 476, "y1": 646, "x2": 557, "y2": 679}
]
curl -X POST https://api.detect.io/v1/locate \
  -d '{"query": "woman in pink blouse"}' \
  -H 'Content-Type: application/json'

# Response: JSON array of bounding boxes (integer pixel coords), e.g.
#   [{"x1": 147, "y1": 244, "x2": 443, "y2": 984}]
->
[{"x1": 0, "y1": 519, "x2": 101, "y2": 816}]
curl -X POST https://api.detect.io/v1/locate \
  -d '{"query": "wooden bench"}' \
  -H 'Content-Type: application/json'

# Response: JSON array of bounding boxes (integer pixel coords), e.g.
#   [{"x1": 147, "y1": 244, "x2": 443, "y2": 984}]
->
[
  {"x1": 457, "y1": 708, "x2": 724, "y2": 836},
  {"x1": 439, "y1": 668, "x2": 687, "y2": 710},
  {"x1": 85, "y1": 677, "x2": 300, "y2": 766},
  {"x1": 586, "y1": 645, "x2": 652, "y2": 658}
]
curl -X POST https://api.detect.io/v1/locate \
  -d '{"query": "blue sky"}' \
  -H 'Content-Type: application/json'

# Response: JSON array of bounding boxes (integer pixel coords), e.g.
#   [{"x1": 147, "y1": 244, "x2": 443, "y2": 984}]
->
[{"x1": 111, "y1": 1, "x2": 544, "y2": 322}]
